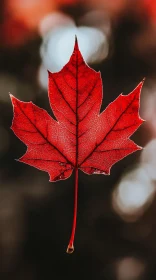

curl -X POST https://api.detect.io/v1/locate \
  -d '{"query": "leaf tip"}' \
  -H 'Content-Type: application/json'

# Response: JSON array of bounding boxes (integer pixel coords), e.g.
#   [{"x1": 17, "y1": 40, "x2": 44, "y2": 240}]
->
[
  {"x1": 15, "y1": 158, "x2": 21, "y2": 163},
  {"x1": 136, "y1": 144, "x2": 143, "y2": 151},
  {"x1": 142, "y1": 77, "x2": 146, "y2": 82},
  {"x1": 10, "y1": 94, "x2": 19, "y2": 106},
  {"x1": 75, "y1": 34, "x2": 78, "y2": 43},
  {"x1": 9, "y1": 93, "x2": 14, "y2": 101},
  {"x1": 47, "y1": 69, "x2": 51, "y2": 75},
  {"x1": 141, "y1": 117, "x2": 146, "y2": 123},
  {"x1": 74, "y1": 35, "x2": 79, "y2": 51},
  {"x1": 138, "y1": 78, "x2": 145, "y2": 91}
]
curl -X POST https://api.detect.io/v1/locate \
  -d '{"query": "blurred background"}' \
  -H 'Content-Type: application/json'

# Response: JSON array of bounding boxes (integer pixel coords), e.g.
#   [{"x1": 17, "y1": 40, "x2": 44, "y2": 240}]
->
[{"x1": 1, "y1": 0, "x2": 156, "y2": 279}]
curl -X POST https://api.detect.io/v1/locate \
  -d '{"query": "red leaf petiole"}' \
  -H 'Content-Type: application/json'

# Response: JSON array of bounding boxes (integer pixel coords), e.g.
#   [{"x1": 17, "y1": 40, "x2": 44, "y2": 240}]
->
[{"x1": 67, "y1": 168, "x2": 78, "y2": 254}]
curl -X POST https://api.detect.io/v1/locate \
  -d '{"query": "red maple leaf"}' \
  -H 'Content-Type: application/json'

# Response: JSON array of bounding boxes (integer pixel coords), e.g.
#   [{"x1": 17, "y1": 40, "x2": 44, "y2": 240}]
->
[{"x1": 11, "y1": 38, "x2": 144, "y2": 253}]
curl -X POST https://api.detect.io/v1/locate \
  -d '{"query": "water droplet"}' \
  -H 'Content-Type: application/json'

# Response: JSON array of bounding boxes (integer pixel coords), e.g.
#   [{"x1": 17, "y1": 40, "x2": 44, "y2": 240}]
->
[
  {"x1": 90, "y1": 168, "x2": 104, "y2": 174},
  {"x1": 89, "y1": 167, "x2": 96, "y2": 174},
  {"x1": 59, "y1": 162, "x2": 67, "y2": 167},
  {"x1": 54, "y1": 174, "x2": 64, "y2": 181}
]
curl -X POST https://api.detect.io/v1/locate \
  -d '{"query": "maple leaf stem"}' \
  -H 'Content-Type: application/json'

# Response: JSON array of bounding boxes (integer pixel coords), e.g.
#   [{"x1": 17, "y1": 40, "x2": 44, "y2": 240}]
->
[{"x1": 66, "y1": 167, "x2": 78, "y2": 254}]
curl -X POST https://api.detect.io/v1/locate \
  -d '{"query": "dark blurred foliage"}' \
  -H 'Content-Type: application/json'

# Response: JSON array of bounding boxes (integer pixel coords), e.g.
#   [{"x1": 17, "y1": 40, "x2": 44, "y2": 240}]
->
[{"x1": 1, "y1": 1, "x2": 156, "y2": 280}]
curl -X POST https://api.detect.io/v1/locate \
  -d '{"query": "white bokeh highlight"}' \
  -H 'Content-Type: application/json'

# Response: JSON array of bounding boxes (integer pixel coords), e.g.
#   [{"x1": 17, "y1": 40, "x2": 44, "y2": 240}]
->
[
  {"x1": 40, "y1": 25, "x2": 108, "y2": 70},
  {"x1": 115, "y1": 257, "x2": 145, "y2": 280},
  {"x1": 39, "y1": 12, "x2": 75, "y2": 37},
  {"x1": 112, "y1": 164, "x2": 155, "y2": 221}
]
